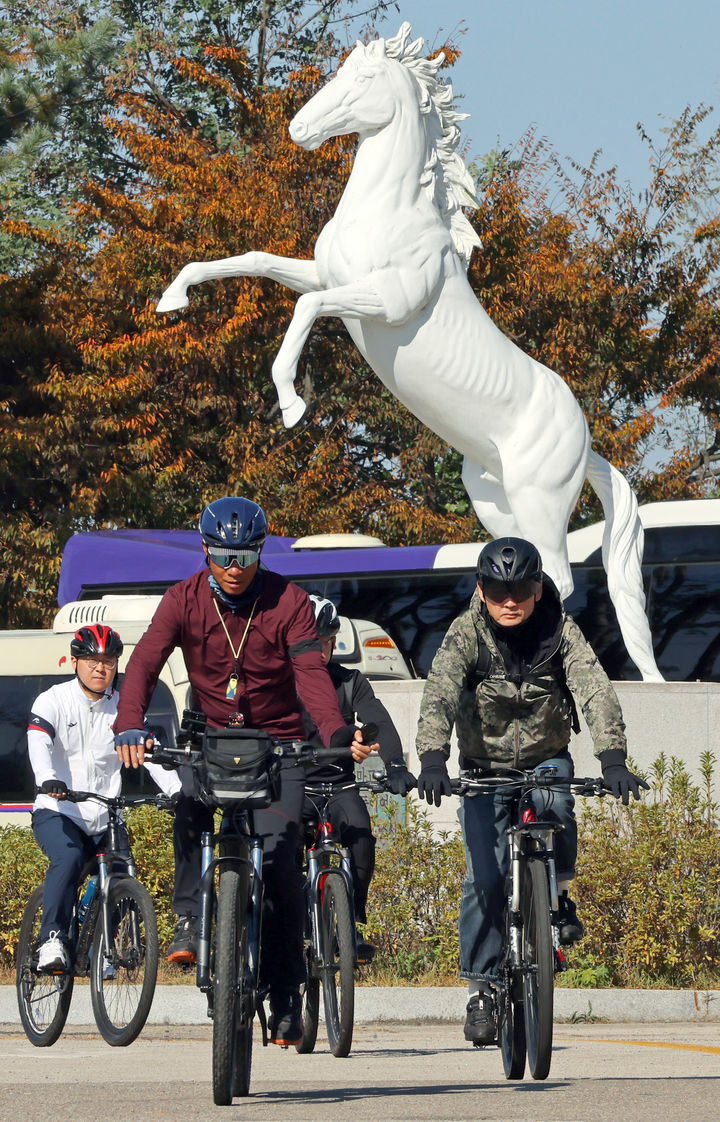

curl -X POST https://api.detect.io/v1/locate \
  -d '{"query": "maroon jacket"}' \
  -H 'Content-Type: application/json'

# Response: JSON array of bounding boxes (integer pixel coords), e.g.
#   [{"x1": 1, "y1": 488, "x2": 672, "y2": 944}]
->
[{"x1": 115, "y1": 568, "x2": 346, "y2": 745}]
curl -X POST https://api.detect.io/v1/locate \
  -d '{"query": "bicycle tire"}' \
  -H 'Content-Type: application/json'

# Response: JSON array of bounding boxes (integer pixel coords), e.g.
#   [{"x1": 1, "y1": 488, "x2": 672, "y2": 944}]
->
[
  {"x1": 295, "y1": 941, "x2": 320, "y2": 1054},
  {"x1": 520, "y1": 857, "x2": 554, "y2": 1080},
  {"x1": 90, "y1": 877, "x2": 159, "y2": 1046},
  {"x1": 16, "y1": 885, "x2": 74, "y2": 1047},
  {"x1": 320, "y1": 876, "x2": 354, "y2": 1058},
  {"x1": 498, "y1": 975, "x2": 526, "y2": 1080},
  {"x1": 213, "y1": 865, "x2": 253, "y2": 1105}
]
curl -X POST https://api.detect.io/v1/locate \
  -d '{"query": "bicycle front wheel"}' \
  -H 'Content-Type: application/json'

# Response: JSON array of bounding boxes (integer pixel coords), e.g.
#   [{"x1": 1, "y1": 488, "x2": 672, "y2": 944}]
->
[
  {"x1": 295, "y1": 938, "x2": 320, "y2": 1054},
  {"x1": 320, "y1": 876, "x2": 354, "y2": 1058},
  {"x1": 213, "y1": 865, "x2": 254, "y2": 1105},
  {"x1": 520, "y1": 857, "x2": 554, "y2": 1080},
  {"x1": 90, "y1": 877, "x2": 159, "y2": 1046},
  {"x1": 16, "y1": 886, "x2": 74, "y2": 1047}
]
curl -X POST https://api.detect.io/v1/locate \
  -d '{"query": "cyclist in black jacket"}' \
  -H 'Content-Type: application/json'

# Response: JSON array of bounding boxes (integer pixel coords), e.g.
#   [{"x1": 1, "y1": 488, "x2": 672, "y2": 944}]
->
[{"x1": 304, "y1": 596, "x2": 416, "y2": 959}]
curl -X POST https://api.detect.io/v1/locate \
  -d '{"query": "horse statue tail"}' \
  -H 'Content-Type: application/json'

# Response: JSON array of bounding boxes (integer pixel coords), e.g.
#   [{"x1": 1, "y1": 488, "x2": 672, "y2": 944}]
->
[{"x1": 585, "y1": 450, "x2": 664, "y2": 682}]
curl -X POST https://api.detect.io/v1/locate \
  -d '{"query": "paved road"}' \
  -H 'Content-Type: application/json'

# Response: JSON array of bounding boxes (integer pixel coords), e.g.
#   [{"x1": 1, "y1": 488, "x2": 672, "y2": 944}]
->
[{"x1": 2, "y1": 1021, "x2": 719, "y2": 1122}]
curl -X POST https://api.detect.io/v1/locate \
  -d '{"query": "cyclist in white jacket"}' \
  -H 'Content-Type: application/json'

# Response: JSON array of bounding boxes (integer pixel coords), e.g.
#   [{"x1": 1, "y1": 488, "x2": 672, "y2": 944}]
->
[{"x1": 27, "y1": 624, "x2": 180, "y2": 972}]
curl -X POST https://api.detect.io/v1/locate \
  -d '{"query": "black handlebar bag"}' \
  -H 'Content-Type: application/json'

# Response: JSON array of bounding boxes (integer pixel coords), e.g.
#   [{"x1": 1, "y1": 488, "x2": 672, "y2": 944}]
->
[{"x1": 201, "y1": 728, "x2": 280, "y2": 807}]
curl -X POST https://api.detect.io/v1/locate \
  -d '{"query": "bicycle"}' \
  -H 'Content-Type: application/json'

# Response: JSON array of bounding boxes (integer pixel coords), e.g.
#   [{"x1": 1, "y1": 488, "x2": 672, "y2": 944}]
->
[
  {"x1": 451, "y1": 765, "x2": 610, "y2": 1082},
  {"x1": 16, "y1": 789, "x2": 171, "y2": 1048},
  {"x1": 295, "y1": 767, "x2": 391, "y2": 1059},
  {"x1": 149, "y1": 709, "x2": 351, "y2": 1107}
]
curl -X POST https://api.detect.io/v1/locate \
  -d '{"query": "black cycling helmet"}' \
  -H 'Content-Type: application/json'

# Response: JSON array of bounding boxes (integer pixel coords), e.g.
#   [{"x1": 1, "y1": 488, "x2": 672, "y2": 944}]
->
[
  {"x1": 476, "y1": 537, "x2": 543, "y2": 584},
  {"x1": 309, "y1": 594, "x2": 340, "y2": 637},
  {"x1": 70, "y1": 624, "x2": 124, "y2": 658},
  {"x1": 199, "y1": 497, "x2": 267, "y2": 550}
]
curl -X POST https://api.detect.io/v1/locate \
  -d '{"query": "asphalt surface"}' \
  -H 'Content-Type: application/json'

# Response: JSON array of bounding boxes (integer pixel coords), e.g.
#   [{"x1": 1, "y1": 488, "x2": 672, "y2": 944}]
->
[{"x1": 1, "y1": 1020, "x2": 719, "y2": 1122}]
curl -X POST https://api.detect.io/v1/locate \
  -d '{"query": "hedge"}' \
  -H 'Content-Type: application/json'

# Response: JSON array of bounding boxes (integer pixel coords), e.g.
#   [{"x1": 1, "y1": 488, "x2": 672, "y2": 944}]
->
[{"x1": 2, "y1": 752, "x2": 718, "y2": 988}]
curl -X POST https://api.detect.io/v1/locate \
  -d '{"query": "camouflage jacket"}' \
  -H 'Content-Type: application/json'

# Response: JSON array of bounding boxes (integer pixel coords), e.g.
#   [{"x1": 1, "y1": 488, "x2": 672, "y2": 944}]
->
[{"x1": 416, "y1": 585, "x2": 627, "y2": 768}]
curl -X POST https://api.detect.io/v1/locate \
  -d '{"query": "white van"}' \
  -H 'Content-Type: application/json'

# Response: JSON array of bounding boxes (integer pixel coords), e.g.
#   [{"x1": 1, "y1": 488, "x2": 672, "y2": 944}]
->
[{"x1": 0, "y1": 594, "x2": 411, "y2": 822}]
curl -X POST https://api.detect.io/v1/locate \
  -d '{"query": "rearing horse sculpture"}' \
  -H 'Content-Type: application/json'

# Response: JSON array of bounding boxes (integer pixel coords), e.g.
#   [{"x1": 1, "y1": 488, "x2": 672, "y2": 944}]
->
[{"x1": 157, "y1": 22, "x2": 662, "y2": 681}]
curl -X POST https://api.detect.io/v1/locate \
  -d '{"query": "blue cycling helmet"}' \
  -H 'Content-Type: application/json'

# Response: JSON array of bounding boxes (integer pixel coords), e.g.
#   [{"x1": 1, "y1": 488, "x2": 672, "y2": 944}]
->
[{"x1": 199, "y1": 497, "x2": 268, "y2": 549}]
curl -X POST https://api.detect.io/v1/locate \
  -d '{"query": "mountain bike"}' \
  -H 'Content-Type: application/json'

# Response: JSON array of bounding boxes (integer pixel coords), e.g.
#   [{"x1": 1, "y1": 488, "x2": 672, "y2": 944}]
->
[
  {"x1": 451, "y1": 766, "x2": 610, "y2": 1081},
  {"x1": 16, "y1": 790, "x2": 170, "y2": 1048},
  {"x1": 149, "y1": 710, "x2": 351, "y2": 1107},
  {"x1": 295, "y1": 768, "x2": 391, "y2": 1059}
]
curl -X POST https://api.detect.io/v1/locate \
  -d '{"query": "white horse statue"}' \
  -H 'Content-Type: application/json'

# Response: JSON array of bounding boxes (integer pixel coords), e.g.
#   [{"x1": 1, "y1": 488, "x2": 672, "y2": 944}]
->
[{"x1": 157, "y1": 22, "x2": 662, "y2": 681}]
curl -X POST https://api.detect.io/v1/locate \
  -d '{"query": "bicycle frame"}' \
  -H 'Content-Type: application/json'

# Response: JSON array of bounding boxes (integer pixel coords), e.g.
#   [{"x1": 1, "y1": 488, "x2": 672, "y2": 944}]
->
[
  {"x1": 452, "y1": 766, "x2": 609, "y2": 1080},
  {"x1": 196, "y1": 808, "x2": 264, "y2": 1011},
  {"x1": 303, "y1": 785, "x2": 357, "y2": 975}
]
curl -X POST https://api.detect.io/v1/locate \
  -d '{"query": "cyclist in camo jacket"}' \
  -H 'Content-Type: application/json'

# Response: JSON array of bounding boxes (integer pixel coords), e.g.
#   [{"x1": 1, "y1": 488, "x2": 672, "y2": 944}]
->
[{"x1": 414, "y1": 537, "x2": 648, "y2": 1047}]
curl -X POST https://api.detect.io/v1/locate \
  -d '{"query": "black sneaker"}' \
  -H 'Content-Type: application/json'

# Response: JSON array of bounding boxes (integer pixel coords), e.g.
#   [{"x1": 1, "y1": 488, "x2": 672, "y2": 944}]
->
[
  {"x1": 356, "y1": 928, "x2": 375, "y2": 965},
  {"x1": 167, "y1": 913, "x2": 198, "y2": 964},
  {"x1": 268, "y1": 987, "x2": 303, "y2": 1046},
  {"x1": 557, "y1": 890, "x2": 584, "y2": 946},
  {"x1": 463, "y1": 989, "x2": 496, "y2": 1046}
]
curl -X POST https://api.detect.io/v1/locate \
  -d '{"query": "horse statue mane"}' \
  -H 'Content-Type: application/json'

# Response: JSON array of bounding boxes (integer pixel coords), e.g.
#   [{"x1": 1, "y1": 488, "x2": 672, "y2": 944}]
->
[
  {"x1": 156, "y1": 22, "x2": 664, "y2": 682},
  {"x1": 370, "y1": 22, "x2": 481, "y2": 268}
]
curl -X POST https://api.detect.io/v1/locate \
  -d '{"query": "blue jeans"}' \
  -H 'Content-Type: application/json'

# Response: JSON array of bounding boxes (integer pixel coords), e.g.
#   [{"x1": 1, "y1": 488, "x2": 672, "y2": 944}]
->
[{"x1": 458, "y1": 752, "x2": 577, "y2": 981}]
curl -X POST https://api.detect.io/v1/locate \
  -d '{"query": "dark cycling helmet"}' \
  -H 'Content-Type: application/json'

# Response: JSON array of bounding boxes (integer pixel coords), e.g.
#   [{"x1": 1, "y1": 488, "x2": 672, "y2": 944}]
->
[
  {"x1": 309, "y1": 594, "x2": 340, "y2": 637},
  {"x1": 71, "y1": 624, "x2": 124, "y2": 658},
  {"x1": 199, "y1": 497, "x2": 267, "y2": 550},
  {"x1": 476, "y1": 537, "x2": 543, "y2": 584}
]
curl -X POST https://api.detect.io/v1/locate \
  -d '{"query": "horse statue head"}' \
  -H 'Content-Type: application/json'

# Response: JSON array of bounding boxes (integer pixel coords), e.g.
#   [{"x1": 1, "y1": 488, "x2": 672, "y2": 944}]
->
[{"x1": 289, "y1": 22, "x2": 481, "y2": 268}]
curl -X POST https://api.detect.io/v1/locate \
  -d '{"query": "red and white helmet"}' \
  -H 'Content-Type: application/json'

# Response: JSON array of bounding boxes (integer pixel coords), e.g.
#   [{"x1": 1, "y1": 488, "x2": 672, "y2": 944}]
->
[{"x1": 70, "y1": 624, "x2": 123, "y2": 658}]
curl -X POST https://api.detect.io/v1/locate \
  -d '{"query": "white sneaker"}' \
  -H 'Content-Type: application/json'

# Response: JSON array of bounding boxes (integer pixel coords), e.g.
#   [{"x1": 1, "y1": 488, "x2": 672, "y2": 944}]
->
[
  {"x1": 37, "y1": 933, "x2": 69, "y2": 972},
  {"x1": 102, "y1": 956, "x2": 117, "y2": 981}
]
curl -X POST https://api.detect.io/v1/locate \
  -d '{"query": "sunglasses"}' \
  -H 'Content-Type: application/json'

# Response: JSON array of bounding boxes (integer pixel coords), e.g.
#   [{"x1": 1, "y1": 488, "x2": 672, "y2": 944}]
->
[
  {"x1": 481, "y1": 578, "x2": 538, "y2": 603},
  {"x1": 207, "y1": 546, "x2": 260, "y2": 569}
]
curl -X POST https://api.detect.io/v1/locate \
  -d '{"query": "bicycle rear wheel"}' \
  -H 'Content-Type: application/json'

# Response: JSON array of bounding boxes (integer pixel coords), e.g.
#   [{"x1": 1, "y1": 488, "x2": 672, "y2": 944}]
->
[
  {"x1": 213, "y1": 865, "x2": 254, "y2": 1105},
  {"x1": 16, "y1": 886, "x2": 74, "y2": 1047},
  {"x1": 90, "y1": 878, "x2": 159, "y2": 1046},
  {"x1": 520, "y1": 858, "x2": 554, "y2": 1079},
  {"x1": 498, "y1": 976, "x2": 526, "y2": 1080},
  {"x1": 320, "y1": 876, "x2": 354, "y2": 1058}
]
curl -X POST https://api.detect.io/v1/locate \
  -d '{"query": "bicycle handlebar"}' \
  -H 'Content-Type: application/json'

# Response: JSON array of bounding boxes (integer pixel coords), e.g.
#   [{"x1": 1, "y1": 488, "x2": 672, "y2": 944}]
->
[
  {"x1": 450, "y1": 767, "x2": 612, "y2": 799},
  {"x1": 147, "y1": 738, "x2": 354, "y2": 771},
  {"x1": 62, "y1": 789, "x2": 178, "y2": 811}
]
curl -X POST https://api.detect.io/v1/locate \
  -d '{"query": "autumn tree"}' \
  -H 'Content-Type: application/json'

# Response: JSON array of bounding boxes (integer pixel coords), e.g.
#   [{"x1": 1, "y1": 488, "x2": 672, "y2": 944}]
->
[
  {"x1": 468, "y1": 110, "x2": 720, "y2": 517},
  {"x1": 2, "y1": 12, "x2": 719, "y2": 629}
]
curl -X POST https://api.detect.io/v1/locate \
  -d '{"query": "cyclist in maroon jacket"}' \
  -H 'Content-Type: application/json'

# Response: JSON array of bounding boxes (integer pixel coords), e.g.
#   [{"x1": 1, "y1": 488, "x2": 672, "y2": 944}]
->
[{"x1": 113, "y1": 497, "x2": 366, "y2": 1046}]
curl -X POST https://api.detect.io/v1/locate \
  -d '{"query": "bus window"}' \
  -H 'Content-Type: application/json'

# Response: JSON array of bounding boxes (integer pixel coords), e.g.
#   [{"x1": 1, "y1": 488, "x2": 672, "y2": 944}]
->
[{"x1": 297, "y1": 571, "x2": 477, "y2": 677}]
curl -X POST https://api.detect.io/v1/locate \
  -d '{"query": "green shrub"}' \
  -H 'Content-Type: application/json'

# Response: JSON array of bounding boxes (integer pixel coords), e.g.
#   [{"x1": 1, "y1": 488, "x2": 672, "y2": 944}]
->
[
  {"x1": 2, "y1": 753, "x2": 719, "y2": 988},
  {"x1": 567, "y1": 751, "x2": 720, "y2": 988},
  {"x1": 0, "y1": 825, "x2": 49, "y2": 962},
  {"x1": 364, "y1": 801, "x2": 464, "y2": 982}
]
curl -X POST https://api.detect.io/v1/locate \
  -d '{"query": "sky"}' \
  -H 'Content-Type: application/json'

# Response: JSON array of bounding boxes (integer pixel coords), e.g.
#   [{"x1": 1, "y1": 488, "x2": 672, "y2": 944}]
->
[{"x1": 363, "y1": 0, "x2": 720, "y2": 194}]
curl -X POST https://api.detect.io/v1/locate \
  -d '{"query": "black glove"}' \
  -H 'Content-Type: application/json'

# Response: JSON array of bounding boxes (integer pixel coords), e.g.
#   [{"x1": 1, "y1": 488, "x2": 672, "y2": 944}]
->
[
  {"x1": 385, "y1": 759, "x2": 417, "y2": 796},
  {"x1": 416, "y1": 751, "x2": 452, "y2": 807},
  {"x1": 40, "y1": 778, "x2": 68, "y2": 797},
  {"x1": 600, "y1": 749, "x2": 649, "y2": 806}
]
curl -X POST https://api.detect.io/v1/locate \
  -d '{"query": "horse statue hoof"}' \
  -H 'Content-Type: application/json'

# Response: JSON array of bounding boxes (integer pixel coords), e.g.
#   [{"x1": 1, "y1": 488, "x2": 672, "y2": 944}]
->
[
  {"x1": 156, "y1": 290, "x2": 189, "y2": 313},
  {"x1": 281, "y1": 397, "x2": 307, "y2": 428}
]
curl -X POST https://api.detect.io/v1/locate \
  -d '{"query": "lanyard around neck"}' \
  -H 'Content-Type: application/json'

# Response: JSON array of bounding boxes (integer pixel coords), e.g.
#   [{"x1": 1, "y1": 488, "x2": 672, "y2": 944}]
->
[{"x1": 213, "y1": 596, "x2": 259, "y2": 663}]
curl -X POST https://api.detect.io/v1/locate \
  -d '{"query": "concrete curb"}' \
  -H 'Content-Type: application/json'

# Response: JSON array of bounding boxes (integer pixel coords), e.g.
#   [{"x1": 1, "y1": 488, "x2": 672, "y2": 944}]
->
[{"x1": 2, "y1": 985, "x2": 718, "y2": 1026}]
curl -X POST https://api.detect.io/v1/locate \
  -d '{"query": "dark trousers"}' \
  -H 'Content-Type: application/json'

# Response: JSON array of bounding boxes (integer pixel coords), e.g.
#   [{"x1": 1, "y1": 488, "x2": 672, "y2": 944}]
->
[
  {"x1": 173, "y1": 760, "x2": 306, "y2": 990},
  {"x1": 32, "y1": 810, "x2": 107, "y2": 943},
  {"x1": 302, "y1": 785, "x2": 376, "y2": 924}
]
